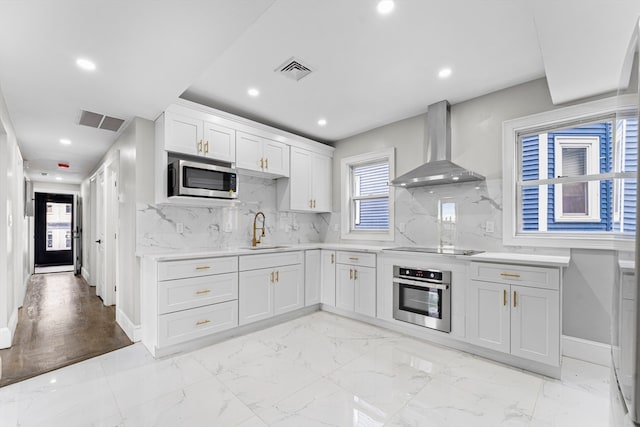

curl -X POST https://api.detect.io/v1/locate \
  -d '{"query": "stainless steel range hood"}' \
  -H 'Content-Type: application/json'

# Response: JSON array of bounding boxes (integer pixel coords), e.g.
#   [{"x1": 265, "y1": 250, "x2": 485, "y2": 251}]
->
[{"x1": 390, "y1": 100, "x2": 485, "y2": 187}]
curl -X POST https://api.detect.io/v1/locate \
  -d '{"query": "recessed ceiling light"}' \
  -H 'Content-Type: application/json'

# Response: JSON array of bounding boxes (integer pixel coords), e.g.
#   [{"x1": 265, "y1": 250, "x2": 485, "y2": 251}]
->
[
  {"x1": 438, "y1": 67, "x2": 452, "y2": 79},
  {"x1": 55, "y1": 177, "x2": 62, "y2": 181},
  {"x1": 60, "y1": 138, "x2": 71, "y2": 145},
  {"x1": 317, "y1": 118, "x2": 327, "y2": 127},
  {"x1": 377, "y1": 0, "x2": 395, "y2": 15},
  {"x1": 247, "y1": 88, "x2": 260, "y2": 97},
  {"x1": 76, "y1": 58, "x2": 96, "y2": 71}
]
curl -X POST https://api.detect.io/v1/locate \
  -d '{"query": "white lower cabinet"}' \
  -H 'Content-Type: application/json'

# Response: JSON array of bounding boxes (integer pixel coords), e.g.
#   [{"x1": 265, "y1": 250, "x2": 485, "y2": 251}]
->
[
  {"x1": 304, "y1": 250, "x2": 321, "y2": 306},
  {"x1": 335, "y1": 251, "x2": 376, "y2": 317},
  {"x1": 320, "y1": 250, "x2": 336, "y2": 306},
  {"x1": 467, "y1": 262, "x2": 561, "y2": 366},
  {"x1": 239, "y1": 251, "x2": 304, "y2": 325},
  {"x1": 159, "y1": 301, "x2": 238, "y2": 348}
]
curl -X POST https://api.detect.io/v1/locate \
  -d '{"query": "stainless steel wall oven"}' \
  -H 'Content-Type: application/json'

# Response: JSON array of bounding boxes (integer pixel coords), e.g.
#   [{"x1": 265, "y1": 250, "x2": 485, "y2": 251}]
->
[{"x1": 393, "y1": 265, "x2": 451, "y2": 333}]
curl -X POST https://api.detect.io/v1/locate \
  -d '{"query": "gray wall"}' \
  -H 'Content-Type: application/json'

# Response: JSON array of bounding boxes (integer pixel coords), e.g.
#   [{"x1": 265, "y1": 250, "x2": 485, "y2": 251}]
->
[{"x1": 330, "y1": 77, "x2": 615, "y2": 344}]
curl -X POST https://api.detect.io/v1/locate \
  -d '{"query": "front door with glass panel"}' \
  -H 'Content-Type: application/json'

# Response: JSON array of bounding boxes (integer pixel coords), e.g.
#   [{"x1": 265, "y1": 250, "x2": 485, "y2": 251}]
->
[{"x1": 34, "y1": 192, "x2": 74, "y2": 267}]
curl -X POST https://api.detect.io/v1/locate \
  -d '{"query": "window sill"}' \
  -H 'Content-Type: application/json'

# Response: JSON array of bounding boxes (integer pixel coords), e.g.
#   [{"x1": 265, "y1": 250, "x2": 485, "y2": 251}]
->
[{"x1": 504, "y1": 233, "x2": 634, "y2": 251}]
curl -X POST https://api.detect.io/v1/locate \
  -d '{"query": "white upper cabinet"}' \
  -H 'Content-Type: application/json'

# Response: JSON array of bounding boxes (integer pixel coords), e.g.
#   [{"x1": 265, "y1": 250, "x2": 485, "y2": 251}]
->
[
  {"x1": 163, "y1": 111, "x2": 236, "y2": 163},
  {"x1": 236, "y1": 131, "x2": 289, "y2": 177},
  {"x1": 277, "y1": 146, "x2": 332, "y2": 212}
]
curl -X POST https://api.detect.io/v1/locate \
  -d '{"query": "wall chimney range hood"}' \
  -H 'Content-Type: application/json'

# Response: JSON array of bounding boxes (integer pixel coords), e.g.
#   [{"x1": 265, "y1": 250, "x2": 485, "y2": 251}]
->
[{"x1": 390, "y1": 100, "x2": 485, "y2": 187}]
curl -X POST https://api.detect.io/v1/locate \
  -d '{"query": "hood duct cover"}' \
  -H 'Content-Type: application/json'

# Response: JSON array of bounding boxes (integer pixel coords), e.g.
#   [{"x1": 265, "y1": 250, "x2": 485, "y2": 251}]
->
[{"x1": 390, "y1": 100, "x2": 485, "y2": 187}]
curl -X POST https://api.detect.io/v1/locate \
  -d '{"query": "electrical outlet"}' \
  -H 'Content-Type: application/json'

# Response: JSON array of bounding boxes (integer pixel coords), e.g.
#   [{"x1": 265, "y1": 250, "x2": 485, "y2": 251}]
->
[
  {"x1": 176, "y1": 223, "x2": 184, "y2": 233},
  {"x1": 485, "y1": 221, "x2": 494, "y2": 233}
]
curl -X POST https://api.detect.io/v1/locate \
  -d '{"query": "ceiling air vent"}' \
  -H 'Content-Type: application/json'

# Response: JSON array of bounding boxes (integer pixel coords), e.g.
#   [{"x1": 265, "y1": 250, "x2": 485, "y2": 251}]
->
[
  {"x1": 275, "y1": 57, "x2": 313, "y2": 81},
  {"x1": 78, "y1": 110, "x2": 125, "y2": 132}
]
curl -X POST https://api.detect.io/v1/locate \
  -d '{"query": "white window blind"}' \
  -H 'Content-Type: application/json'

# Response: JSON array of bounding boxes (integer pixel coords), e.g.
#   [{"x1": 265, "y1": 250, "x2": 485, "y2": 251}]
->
[{"x1": 352, "y1": 161, "x2": 389, "y2": 230}]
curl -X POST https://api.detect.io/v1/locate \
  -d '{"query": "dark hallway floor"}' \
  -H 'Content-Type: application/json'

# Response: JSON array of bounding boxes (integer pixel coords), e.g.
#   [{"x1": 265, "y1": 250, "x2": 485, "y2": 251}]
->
[{"x1": 0, "y1": 272, "x2": 132, "y2": 387}]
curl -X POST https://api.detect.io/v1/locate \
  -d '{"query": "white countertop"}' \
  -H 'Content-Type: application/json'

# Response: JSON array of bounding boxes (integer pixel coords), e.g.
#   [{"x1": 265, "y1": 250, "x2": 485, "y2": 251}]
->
[{"x1": 138, "y1": 244, "x2": 570, "y2": 266}]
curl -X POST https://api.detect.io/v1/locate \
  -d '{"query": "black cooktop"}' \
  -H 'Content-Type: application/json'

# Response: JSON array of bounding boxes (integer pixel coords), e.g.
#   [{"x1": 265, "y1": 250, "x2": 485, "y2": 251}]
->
[{"x1": 387, "y1": 247, "x2": 484, "y2": 256}]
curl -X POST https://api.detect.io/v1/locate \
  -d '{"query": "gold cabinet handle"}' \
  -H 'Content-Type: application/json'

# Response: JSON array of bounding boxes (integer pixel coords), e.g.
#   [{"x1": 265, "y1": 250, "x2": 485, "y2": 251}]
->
[
  {"x1": 260, "y1": 158, "x2": 264, "y2": 169},
  {"x1": 270, "y1": 271, "x2": 274, "y2": 283},
  {"x1": 503, "y1": 289, "x2": 507, "y2": 306},
  {"x1": 330, "y1": 253, "x2": 334, "y2": 264},
  {"x1": 309, "y1": 199, "x2": 313, "y2": 208},
  {"x1": 196, "y1": 319, "x2": 210, "y2": 326},
  {"x1": 500, "y1": 273, "x2": 521, "y2": 278},
  {"x1": 313, "y1": 199, "x2": 316, "y2": 208},
  {"x1": 276, "y1": 270, "x2": 279, "y2": 282},
  {"x1": 349, "y1": 269, "x2": 353, "y2": 280},
  {"x1": 195, "y1": 266, "x2": 210, "y2": 270},
  {"x1": 513, "y1": 291, "x2": 517, "y2": 307},
  {"x1": 198, "y1": 139, "x2": 203, "y2": 153},
  {"x1": 349, "y1": 257, "x2": 359, "y2": 262},
  {"x1": 196, "y1": 289, "x2": 211, "y2": 295},
  {"x1": 354, "y1": 269, "x2": 358, "y2": 280},
  {"x1": 205, "y1": 141, "x2": 209, "y2": 154},
  {"x1": 265, "y1": 158, "x2": 269, "y2": 169}
]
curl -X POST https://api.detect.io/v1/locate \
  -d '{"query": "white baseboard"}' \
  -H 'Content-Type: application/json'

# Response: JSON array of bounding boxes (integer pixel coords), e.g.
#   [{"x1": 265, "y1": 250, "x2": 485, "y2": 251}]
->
[
  {"x1": 562, "y1": 335, "x2": 611, "y2": 367},
  {"x1": 0, "y1": 307, "x2": 19, "y2": 349},
  {"x1": 81, "y1": 267, "x2": 92, "y2": 285},
  {"x1": 116, "y1": 308, "x2": 141, "y2": 342}
]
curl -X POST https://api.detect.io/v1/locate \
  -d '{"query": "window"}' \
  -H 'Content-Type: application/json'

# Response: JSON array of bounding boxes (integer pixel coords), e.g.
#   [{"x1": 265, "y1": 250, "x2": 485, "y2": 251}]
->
[
  {"x1": 503, "y1": 95, "x2": 638, "y2": 250},
  {"x1": 341, "y1": 148, "x2": 395, "y2": 241}
]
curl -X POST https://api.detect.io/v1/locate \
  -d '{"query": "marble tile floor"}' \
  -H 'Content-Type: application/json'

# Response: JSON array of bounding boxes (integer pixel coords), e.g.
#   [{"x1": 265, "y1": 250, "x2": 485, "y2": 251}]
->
[{"x1": 0, "y1": 311, "x2": 610, "y2": 427}]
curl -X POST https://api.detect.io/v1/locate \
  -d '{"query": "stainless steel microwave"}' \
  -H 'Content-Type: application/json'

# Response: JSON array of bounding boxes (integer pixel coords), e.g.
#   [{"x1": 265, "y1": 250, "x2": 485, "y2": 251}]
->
[{"x1": 168, "y1": 159, "x2": 238, "y2": 199}]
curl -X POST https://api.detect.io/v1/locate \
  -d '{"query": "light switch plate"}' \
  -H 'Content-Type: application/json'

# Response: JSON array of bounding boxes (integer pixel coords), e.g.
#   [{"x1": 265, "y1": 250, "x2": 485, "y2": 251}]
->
[{"x1": 485, "y1": 221, "x2": 494, "y2": 233}]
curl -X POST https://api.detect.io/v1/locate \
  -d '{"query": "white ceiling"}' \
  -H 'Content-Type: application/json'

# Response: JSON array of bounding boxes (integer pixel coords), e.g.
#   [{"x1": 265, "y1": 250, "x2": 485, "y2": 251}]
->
[{"x1": 0, "y1": 0, "x2": 638, "y2": 184}]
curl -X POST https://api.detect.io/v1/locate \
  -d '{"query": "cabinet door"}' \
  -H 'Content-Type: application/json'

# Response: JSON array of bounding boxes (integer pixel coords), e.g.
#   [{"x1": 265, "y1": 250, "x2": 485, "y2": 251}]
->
[
  {"x1": 467, "y1": 280, "x2": 510, "y2": 354},
  {"x1": 165, "y1": 112, "x2": 203, "y2": 156},
  {"x1": 510, "y1": 285, "x2": 560, "y2": 366},
  {"x1": 321, "y1": 250, "x2": 336, "y2": 306},
  {"x1": 354, "y1": 266, "x2": 376, "y2": 317},
  {"x1": 239, "y1": 268, "x2": 272, "y2": 325},
  {"x1": 336, "y1": 264, "x2": 355, "y2": 311},
  {"x1": 274, "y1": 264, "x2": 304, "y2": 316},
  {"x1": 263, "y1": 139, "x2": 289, "y2": 177},
  {"x1": 236, "y1": 131, "x2": 263, "y2": 172},
  {"x1": 305, "y1": 250, "x2": 321, "y2": 306},
  {"x1": 312, "y1": 153, "x2": 332, "y2": 212},
  {"x1": 289, "y1": 147, "x2": 312, "y2": 211},
  {"x1": 204, "y1": 122, "x2": 236, "y2": 163}
]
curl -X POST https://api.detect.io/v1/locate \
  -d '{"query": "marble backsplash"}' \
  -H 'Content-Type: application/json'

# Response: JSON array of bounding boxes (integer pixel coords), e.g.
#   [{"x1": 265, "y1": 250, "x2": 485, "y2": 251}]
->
[{"x1": 136, "y1": 175, "x2": 328, "y2": 253}]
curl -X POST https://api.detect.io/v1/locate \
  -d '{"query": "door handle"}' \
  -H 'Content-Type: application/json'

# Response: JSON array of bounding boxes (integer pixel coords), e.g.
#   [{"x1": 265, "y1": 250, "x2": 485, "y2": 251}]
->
[
  {"x1": 265, "y1": 158, "x2": 269, "y2": 169},
  {"x1": 330, "y1": 254, "x2": 334, "y2": 264},
  {"x1": 349, "y1": 269, "x2": 353, "y2": 280},
  {"x1": 503, "y1": 289, "x2": 507, "y2": 306},
  {"x1": 260, "y1": 158, "x2": 264, "y2": 169},
  {"x1": 198, "y1": 140, "x2": 203, "y2": 153},
  {"x1": 276, "y1": 270, "x2": 279, "y2": 282},
  {"x1": 354, "y1": 269, "x2": 358, "y2": 280},
  {"x1": 205, "y1": 141, "x2": 209, "y2": 154},
  {"x1": 513, "y1": 291, "x2": 517, "y2": 307},
  {"x1": 95, "y1": 240, "x2": 102, "y2": 244}
]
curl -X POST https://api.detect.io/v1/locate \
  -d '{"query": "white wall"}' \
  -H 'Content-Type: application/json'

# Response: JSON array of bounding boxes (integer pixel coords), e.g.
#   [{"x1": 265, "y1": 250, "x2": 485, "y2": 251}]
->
[
  {"x1": 328, "y1": 77, "x2": 616, "y2": 344},
  {"x1": 82, "y1": 117, "x2": 154, "y2": 337},
  {"x1": 0, "y1": 84, "x2": 28, "y2": 349}
]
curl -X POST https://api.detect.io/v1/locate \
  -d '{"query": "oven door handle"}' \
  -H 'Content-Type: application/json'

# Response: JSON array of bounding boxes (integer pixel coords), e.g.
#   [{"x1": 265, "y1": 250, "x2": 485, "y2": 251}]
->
[{"x1": 393, "y1": 278, "x2": 449, "y2": 290}]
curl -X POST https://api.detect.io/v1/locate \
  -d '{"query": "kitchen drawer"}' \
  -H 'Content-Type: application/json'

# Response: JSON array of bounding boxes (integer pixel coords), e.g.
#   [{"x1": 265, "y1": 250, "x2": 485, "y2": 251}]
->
[
  {"x1": 470, "y1": 262, "x2": 559, "y2": 290},
  {"x1": 158, "y1": 300, "x2": 238, "y2": 348},
  {"x1": 239, "y1": 251, "x2": 303, "y2": 272},
  {"x1": 158, "y1": 256, "x2": 238, "y2": 281},
  {"x1": 336, "y1": 251, "x2": 376, "y2": 268},
  {"x1": 158, "y1": 272, "x2": 238, "y2": 315}
]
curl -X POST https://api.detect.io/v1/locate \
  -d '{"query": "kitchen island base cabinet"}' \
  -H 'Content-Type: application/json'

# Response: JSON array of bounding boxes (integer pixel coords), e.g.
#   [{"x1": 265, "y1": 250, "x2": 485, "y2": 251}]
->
[
  {"x1": 238, "y1": 251, "x2": 304, "y2": 326},
  {"x1": 467, "y1": 262, "x2": 560, "y2": 367}
]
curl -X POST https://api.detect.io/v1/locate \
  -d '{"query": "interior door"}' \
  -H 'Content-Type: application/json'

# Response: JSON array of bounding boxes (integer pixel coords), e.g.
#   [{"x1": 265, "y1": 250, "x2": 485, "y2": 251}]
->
[
  {"x1": 104, "y1": 160, "x2": 119, "y2": 306},
  {"x1": 96, "y1": 170, "x2": 106, "y2": 300},
  {"x1": 34, "y1": 192, "x2": 74, "y2": 267},
  {"x1": 73, "y1": 194, "x2": 82, "y2": 275}
]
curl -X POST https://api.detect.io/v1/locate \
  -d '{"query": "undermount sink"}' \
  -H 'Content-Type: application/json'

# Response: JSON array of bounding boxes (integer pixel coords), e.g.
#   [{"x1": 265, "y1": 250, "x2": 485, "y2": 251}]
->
[{"x1": 240, "y1": 245, "x2": 289, "y2": 250}]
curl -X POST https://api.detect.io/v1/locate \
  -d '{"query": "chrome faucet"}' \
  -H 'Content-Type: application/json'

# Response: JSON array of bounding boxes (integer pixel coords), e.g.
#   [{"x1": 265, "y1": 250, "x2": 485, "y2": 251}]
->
[{"x1": 252, "y1": 211, "x2": 266, "y2": 247}]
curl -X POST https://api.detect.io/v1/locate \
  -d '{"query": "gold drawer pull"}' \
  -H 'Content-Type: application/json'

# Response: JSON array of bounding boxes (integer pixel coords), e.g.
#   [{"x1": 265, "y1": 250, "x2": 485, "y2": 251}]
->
[
  {"x1": 196, "y1": 320, "x2": 211, "y2": 326},
  {"x1": 195, "y1": 289, "x2": 211, "y2": 295},
  {"x1": 195, "y1": 266, "x2": 211, "y2": 270},
  {"x1": 503, "y1": 289, "x2": 507, "y2": 306},
  {"x1": 500, "y1": 273, "x2": 520, "y2": 278},
  {"x1": 349, "y1": 257, "x2": 359, "y2": 261}
]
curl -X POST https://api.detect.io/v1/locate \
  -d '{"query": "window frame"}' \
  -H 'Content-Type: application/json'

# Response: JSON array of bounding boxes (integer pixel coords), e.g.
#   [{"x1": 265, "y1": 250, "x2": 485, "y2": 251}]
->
[
  {"x1": 552, "y1": 136, "x2": 601, "y2": 222},
  {"x1": 340, "y1": 148, "x2": 395, "y2": 241},
  {"x1": 502, "y1": 94, "x2": 637, "y2": 250}
]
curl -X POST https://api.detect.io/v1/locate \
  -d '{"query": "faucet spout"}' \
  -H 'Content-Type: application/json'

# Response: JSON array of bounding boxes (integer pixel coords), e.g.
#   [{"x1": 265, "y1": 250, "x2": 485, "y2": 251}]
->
[{"x1": 252, "y1": 211, "x2": 266, "y2": 247}]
